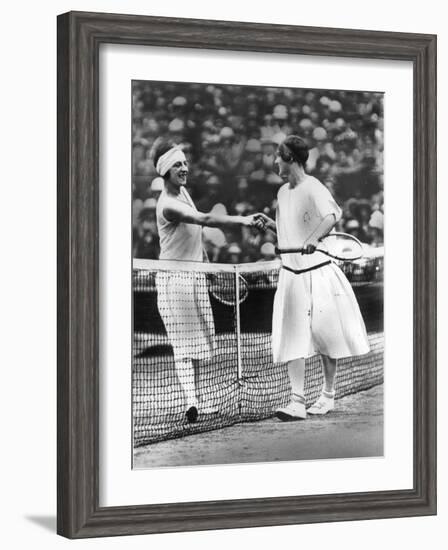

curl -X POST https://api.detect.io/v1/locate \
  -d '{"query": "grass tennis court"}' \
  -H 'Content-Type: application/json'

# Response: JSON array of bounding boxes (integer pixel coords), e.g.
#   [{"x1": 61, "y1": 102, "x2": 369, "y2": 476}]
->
[{"x1": 134, "y1": 384, "x2": 383, "y2": 468}]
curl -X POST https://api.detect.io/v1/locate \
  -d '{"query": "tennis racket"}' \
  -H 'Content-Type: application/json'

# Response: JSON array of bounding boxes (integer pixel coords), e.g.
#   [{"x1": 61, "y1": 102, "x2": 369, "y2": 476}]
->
[
  {"x1": 275, "y1": 232, "x2": 364, "y2": 261},
  {"x1": 207, "y1": 273, "x2": 249, "y2": 306}
]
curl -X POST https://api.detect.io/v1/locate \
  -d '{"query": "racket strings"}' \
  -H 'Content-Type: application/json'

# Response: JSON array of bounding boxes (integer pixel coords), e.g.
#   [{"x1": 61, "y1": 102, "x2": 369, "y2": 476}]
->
[
  {"x1": 320, "y1": 234, "x2": 364, "y2": 261},
  {"x1": 208, "y1": 273, "x2": 249, "y2": 306}
]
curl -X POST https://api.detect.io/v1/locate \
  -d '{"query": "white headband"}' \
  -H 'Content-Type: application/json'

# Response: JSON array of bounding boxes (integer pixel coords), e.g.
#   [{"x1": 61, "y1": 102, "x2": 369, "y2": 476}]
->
[{"x1": 156, "y1": 147, "x2": 186, "y2": 176}]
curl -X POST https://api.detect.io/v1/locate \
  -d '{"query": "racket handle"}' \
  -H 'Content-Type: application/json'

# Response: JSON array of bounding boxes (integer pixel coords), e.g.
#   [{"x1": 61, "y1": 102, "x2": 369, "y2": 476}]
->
[{"x1": 275, "y1": 247, "x2": 304, "y2": 254}]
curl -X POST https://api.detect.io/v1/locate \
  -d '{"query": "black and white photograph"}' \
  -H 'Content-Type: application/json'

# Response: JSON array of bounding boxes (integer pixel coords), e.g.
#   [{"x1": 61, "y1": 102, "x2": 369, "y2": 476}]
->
[
  {"x1": 1, "y1": 0, "x2": 441, "y2": 543},
  {"x1": 131, "y1": 80, "x2": 384, "y2": 468}
]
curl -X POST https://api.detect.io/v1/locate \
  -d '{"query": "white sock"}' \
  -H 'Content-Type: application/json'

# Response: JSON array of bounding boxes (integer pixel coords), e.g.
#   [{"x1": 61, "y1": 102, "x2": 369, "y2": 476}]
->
[
  {"x1": 175, "y1": 358, "x2": 198, "y2": 408},
  {"x1": 287, "y1": 358, "x2": 306, "y2": 403}
]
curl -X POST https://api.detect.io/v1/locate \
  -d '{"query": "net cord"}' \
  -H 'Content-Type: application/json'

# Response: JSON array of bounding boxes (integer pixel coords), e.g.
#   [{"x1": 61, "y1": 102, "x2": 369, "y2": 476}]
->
[
  {"x1": 133, "y1": 258, "x2": 281, "y2": 274},
  {"x1": 235, "y1": 266, "x2": 243, "y2": 386}
]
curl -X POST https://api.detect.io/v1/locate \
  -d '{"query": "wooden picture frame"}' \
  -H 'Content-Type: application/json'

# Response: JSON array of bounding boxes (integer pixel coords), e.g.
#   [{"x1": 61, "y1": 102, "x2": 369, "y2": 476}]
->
[{"x1": 57, "y1": 10, "x2": 437, "y2": 538}]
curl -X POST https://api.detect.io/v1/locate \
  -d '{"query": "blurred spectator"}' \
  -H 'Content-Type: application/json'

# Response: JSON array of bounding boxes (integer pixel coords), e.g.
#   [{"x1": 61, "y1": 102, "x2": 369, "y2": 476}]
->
[
  {"x1": 344, "y1": 219, "x2": 362, "y2": 239},
  {"x1": 261, "y1": 137, "x2": 276, "y2": 172},
  {"x1": 344, "y1": 218, "x2": 370, "y2": 244},
  {"x1": 241, "y1": 225, "x2": 264, "y2": 262},
  {"x1": 150, "y1": 176, "x2": 164, "y2": 197},
  {"x1": 227, "y1": 243, "x2": 242, "y2": 264},
  {"x1": 260, "y1": 242, "x2": 277, "y2": 261},
  {"x1": 354, "y1": 200, "x2": 372, "y2": 243},
  {"x1": 132, "y1": 198, "x2": 143, "y2": 229},
  {"x1": 134, "y1": 230, "x2": 159, "y2": 259},
  {"x1": 368, "y1": 199, "x2": 384, "y2": 247},
  {"x1": 203, "y1": 227, "x2": 227, "y2": 262}
]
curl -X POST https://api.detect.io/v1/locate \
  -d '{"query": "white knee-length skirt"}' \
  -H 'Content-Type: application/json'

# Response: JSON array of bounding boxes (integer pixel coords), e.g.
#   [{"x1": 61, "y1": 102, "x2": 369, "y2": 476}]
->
[
  {"x1": 272, "y1": 262, "x2": 370, "y2": 363},
  {"x1": 156, "y1": 271, "x2": 215, "y2": 361}
]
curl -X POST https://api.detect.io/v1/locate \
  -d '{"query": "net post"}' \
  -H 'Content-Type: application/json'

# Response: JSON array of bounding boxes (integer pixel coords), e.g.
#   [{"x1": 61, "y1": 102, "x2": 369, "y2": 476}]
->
[{"x1": 234, "y1": 265, "x2": 243, "y2": 386}]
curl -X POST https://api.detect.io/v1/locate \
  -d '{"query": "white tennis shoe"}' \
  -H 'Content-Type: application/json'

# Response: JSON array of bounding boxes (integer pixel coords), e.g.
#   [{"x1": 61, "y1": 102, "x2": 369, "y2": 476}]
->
[
  {"x1": 307, "y1": 393, "x2": 335, "y2": 415},
  {"x1": 275, "y1": 400, "x2": 307, "y2": 421}
]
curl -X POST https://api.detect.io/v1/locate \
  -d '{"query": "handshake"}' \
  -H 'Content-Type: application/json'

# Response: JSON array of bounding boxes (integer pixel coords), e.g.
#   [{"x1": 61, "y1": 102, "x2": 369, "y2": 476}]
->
[{"x1": 245, "y1": 212, "x2": 273, "y2": 232}]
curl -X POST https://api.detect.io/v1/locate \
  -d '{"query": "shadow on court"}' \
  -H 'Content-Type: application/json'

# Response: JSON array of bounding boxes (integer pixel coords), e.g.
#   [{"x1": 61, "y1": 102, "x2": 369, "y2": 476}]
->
[{"x1": 134, "y1": 384, "x2": 383, "y2": 468}]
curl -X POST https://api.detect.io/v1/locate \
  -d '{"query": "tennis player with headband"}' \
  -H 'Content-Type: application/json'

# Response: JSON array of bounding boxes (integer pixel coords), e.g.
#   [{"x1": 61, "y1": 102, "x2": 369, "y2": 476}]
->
[
  {"x1": 258, "y1": 135, "x2": 370, "y2": 420},
  {"x1": 153, "y1": 140, "x2": 265, "y2": 423}
]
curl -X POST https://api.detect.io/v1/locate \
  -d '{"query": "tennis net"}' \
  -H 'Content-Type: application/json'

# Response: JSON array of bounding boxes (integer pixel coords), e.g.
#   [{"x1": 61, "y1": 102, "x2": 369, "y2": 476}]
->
[{"x1": 133, "y1": 255, "x2": 383, "y2": 446}]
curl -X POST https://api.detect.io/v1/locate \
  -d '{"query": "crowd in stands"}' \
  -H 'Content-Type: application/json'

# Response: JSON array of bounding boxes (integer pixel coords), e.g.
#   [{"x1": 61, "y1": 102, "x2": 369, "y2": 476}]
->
[{"x1": 132, "y1": 81, "x2": 384, "y2": 263}]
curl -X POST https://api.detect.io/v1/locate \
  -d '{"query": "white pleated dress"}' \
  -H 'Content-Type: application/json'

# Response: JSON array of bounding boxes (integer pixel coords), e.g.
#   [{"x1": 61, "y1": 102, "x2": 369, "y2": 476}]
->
[
  {"x1": 272, "y1": 176, "x2": 370, "y2": 363},
  {"x1": 156, "y1": 187, "x2": 215, "y2": 361}
]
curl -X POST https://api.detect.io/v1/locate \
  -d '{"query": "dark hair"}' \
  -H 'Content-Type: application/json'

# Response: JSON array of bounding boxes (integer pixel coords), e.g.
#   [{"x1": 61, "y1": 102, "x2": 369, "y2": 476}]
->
[
  {"x1": 278, "y1": 135, "x2": 309, "y2": 167},
  {"x1": 151, "y1": 139, "x2": 175, "y2": 179}
]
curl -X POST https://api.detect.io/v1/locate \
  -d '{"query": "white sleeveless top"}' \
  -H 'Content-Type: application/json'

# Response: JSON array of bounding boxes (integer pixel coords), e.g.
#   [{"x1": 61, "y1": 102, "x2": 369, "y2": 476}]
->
[
  {"x1": 156, "y1": 186, "x2": 203, "y2": 262},
  {"x1": 276, "y1": 176, "x2": 342, "y2": 271}
]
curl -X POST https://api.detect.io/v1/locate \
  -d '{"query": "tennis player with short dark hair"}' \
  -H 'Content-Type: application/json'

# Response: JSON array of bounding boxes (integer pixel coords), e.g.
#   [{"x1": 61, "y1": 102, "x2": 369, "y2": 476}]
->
[
  {"x1": 259, "y1": 135, "x2": 370, "y2": 420},
  {"x1": 153, "y1": 140, "x2": 264, "y2": 423}
]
